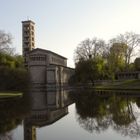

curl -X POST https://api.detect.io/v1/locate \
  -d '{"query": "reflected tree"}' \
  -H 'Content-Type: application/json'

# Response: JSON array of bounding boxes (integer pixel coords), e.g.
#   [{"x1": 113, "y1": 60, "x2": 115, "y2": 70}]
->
[
  {"x1": 0, "y1": 93, "x2": 31, "y2": 134},
  {"x1": 111, "y1": 97, "x2": 140, "y2": 138},
  {"x1": 73, "y1": 90, "x2": 111, "y2": 133},
  {"x1": 109, "y1": 96, "x2": 134, "y2": 126},
  {"x1": 73, "y1": 89, "x2": 140, "y2": 138},
  {"x1": 0, "y1": 132, "x2": 13, "y2": 140}
]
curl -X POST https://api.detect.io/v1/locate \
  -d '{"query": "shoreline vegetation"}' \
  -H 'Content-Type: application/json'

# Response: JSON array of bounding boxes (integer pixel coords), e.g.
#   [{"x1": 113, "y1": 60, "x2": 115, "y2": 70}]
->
[
  {"x1": 0, "y1": 92, "x2": 23, "y2": 98},
  {"x1": 73, "y1": 79, "x2": 140, "y2": 91},
  {"x1": 94, "y1": 79, "x2": 140, "y2": 91},
  {"x1": 0, "y1": 31, "x2": 30, "y2": 96},
  {"x1": 0, "y1": 52, "x2": 30, "y2": 94},
  {"x1": 73, "y1": 32, "x2": 140, "y2": 91}
]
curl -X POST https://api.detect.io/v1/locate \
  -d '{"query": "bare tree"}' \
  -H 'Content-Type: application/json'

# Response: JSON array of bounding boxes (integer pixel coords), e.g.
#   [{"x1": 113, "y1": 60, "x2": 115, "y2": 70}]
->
[
  {"x1": 74, "y1": 38, "x2": 106, "y2": 63},
  {"x1": 109, "y1": 32, "x2": 140, "y2": 66},
  {"x1": 0, "y1": 30, "x2": 13, "y2": 54}
]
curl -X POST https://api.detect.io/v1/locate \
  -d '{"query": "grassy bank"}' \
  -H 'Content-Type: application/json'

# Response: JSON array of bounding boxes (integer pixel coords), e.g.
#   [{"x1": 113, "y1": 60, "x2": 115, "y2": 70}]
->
[
  {"x1": 95, "y1": 80, "x2": 140, "y2": 90},
  {"x1": 0, "y1": 92, "x2": 23, "y2": 98}
]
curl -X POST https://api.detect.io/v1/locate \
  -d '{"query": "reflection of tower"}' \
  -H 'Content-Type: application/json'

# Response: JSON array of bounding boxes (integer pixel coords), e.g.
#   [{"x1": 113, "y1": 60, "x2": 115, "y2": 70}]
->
[
  {"x1": 24, "y1": 120, "x2": 36, "y2": 140},
  {"x1": 23, "y1": 88, "x2": 73, "y2": 140},
  {"x1": 22, "y1": 20, "x2": 35, "y2": 65}
]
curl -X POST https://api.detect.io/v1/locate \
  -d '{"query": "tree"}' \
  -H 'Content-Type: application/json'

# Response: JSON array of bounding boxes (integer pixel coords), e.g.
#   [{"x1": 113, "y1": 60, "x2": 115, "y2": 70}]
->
[
  {"x1": 110, "y1": 32, "x2": 140, "y2": 66},
  {"x1": 74, "y1": 38, "x2": 106, "y2": 63},
  {"x1": 74, "y1": 57, "x2": 105, "y2": 84},
  {"x1": 0, "y1": 46, "x2": 28, "y2": 92},
  {"x1": 0, "y1": 53, "x2": 24, "y2": 69},
  {"x1": 134, "y1": 57, "x2": 140, "y2": 71},
  {"x1": 0, "y1": 66, "x2": 30, "y2": 92},
  {"x1": 107, "y1": 43, "x2": 127, "y2": 74},
  {"x1": 0, "y1": 30, "x2": 13, "y2": 55}
]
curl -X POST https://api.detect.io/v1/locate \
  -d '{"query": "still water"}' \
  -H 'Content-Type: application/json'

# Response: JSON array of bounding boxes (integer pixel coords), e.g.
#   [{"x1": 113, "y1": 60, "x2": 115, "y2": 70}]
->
[{"x1": 1, "y1": 89, "x2": 140, "y2": 140}]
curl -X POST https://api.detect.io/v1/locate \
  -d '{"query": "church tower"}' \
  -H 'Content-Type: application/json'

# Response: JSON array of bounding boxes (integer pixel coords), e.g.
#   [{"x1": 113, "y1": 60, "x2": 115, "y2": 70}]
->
[{"x1": 22, "y1": 20, "x2": 35, "y2": 64}]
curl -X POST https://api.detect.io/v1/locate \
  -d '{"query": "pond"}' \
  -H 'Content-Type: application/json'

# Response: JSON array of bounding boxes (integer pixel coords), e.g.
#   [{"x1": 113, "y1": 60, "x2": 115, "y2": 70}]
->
[{"x1": 1, "y1": 89, "x2": 140, "y2": 140}]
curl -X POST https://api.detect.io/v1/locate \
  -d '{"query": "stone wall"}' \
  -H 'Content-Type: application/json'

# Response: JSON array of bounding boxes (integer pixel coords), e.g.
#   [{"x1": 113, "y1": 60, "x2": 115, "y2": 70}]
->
[{"x1": 116, "y1": 71, "x2": 140, "y2": 80}]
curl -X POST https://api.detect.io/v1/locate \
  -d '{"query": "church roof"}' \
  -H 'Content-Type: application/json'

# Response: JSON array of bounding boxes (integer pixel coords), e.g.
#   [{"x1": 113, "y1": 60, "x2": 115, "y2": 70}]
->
[{"x1": 29, "y1": 48, "x2": 67, "y2": 59}]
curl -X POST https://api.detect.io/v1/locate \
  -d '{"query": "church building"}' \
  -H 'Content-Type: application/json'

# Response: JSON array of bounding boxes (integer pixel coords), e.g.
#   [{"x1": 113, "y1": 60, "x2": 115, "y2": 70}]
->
[{"x1": 22, "y1": 20, "x2": 74, "y2": 90}]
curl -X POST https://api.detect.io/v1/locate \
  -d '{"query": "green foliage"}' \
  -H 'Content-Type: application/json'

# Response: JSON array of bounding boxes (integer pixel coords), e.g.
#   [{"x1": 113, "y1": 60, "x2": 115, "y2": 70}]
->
[
  {"x1": 134, "y1": 57, "x2": 140, "y2": 71},
  {"x1": 0, "y1": 52, "x2": 30, "y2": 92},
  {"x1": 109, "y1": 96, "x2": 134, "y2": 126},
  {"x1": 74, "y1": 32, "x2": 140, "y2": 82},
  {"x1": 73, "y1": 90, "x2": 108, "y2": 120},
  {"x1": 74, "y1": 57, "x2": 106, "y2": 84},
  {"x1": 0, "y1": 53, "x2": 24, "y2": 68},
  {"x1": 0, "y1": 66, "x2": 30, "y2": 92},
  {"x1": 107, "y1": 43, "x2": 128, "y2": 76}
]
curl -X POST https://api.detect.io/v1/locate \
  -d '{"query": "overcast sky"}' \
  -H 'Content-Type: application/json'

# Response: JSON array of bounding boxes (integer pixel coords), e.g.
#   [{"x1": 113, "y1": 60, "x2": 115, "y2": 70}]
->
[{"x1": 1, "y1": 0, "x2": 140, "y2": 67}]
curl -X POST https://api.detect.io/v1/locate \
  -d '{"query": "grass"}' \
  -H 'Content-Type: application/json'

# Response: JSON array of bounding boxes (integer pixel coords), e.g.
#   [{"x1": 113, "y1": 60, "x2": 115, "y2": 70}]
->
[
  {"x1": 95, "y1": 79, "x2": 140, "y2": 90},
  {"x1": 0, "y1": 92, "x2": 23, "y2": 98}
]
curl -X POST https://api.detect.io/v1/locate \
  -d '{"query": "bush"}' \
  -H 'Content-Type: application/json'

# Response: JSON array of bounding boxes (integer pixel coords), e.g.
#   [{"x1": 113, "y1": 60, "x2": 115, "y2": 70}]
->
[{"x1": 0, "y1": 66, "x2": 30, "y2": 92}]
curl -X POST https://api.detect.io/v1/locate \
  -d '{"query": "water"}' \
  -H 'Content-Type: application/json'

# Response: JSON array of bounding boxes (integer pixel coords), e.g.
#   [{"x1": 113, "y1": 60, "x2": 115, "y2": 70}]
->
[{"x1": 1, "y1": 89, "x2": 140, "y2": 140}]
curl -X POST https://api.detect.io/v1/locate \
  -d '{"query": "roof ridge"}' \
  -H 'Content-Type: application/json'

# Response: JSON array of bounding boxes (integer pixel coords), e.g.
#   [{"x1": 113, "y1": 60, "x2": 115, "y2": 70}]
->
[{"x1": 29, "y1": 48, "x2": 67, "y2": 59}]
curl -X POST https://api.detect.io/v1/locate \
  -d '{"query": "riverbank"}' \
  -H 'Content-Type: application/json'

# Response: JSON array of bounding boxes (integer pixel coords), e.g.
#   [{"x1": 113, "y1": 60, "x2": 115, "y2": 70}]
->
[
  {"x1": 0, "y1": 92, "x2": 23, "y2": 98},
  {"x1": 95, "y1": 79, "x2": 140, "y2": 90}
]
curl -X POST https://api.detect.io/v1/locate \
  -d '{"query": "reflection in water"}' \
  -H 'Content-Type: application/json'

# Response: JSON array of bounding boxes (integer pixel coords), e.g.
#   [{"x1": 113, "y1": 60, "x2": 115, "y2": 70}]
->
[
  {"x1": 0, "y1": 93, "x2": 31, "y2": 140},
  {"x1": 24, "y1": 88, "x2": 73, "y2": 140},
  {"x1": 72, "y1": 89, "x2": 140, "y2": 138},
  {"x1": 1, "y1": 88, "x2": 140, "y2": 140},
  {"x1": 0, "y1": 132, "x2": 13, "y2": 140}
]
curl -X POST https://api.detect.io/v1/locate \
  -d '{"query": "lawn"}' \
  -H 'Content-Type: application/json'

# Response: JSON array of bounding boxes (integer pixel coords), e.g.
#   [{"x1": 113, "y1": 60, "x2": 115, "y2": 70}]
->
[
  {"x1": 0, "y1": 92, "x2": 23, "y2": 98},
  {"x1": 95, "y1": 79, "x2": 140, "y2": 90}
]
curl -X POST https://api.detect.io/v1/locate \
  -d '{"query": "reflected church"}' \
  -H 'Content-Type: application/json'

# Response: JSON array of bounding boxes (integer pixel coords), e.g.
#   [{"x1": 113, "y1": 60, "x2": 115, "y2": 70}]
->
[{"x1": 24, "y1": 88, "x2": 73, "y2": 140}]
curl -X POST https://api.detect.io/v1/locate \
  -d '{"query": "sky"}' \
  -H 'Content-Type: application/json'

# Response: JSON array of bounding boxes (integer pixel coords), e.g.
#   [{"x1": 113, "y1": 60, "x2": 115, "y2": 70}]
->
[{"x1": 1, "y1": 0, "x2": 140, "y2": 67}]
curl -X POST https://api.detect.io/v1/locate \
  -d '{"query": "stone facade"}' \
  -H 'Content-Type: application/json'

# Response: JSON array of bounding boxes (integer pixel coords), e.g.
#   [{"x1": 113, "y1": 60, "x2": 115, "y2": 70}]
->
[
  {"x1": 22, "y1": 20, "x2": 74, "y2": 91},
  {"x1": 116, "y1": 71, "x2": 140, "y2": 80},
  {"x1": 27, "y1": 48, "x2": 74, "y2": 90}
]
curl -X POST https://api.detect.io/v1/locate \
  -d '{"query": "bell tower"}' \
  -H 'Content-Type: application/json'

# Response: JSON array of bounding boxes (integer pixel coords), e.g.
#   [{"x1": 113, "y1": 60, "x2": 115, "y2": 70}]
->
[{"x1": 22, "y1": 20, "x2": 35, "y2": 64}]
